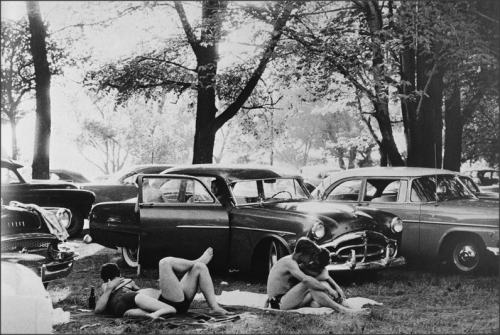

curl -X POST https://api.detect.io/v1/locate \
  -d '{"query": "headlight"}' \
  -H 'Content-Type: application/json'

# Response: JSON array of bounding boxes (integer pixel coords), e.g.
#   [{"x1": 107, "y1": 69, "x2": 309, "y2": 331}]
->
[
  {"x1": 48, "y1": 241, "x2": 75, "y2": 261},
  {"x1": 390, "y1": 217, "x2": 403, "y2": 233},
  {"x1": 56, "y1": 208, "x2": 72, "y2": 229},
  {"x1": 312, "y1": 223, "x2": 326, "y2": 239}
]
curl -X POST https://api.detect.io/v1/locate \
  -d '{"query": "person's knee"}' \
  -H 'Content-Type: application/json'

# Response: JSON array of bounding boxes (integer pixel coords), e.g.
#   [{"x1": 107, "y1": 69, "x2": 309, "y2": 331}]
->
[
  {"x1": 192, "y1": 261, "x2": 208, "y2": 273},
  {"x1": 159, "y1": 257, "x2": 175, "y2": 268}
]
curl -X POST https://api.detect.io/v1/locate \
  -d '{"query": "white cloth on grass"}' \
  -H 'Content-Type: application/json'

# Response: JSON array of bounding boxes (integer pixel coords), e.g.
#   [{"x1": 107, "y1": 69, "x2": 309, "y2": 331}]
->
[{"x1": 196, "y1": 290, "x2": 382, "y2": 315}]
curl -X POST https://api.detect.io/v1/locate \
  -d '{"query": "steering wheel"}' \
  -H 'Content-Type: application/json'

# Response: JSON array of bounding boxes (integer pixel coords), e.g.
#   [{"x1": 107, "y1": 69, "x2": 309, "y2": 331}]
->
[{"x1": 271, "y1": 191, "x2": 293, "y2": 199}]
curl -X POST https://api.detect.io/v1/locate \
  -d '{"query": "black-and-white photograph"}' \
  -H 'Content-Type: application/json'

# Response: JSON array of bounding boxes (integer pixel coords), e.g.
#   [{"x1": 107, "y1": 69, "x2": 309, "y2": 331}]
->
[{"x1": 1, "y1": 1, "x2": 498, "y2": 333}]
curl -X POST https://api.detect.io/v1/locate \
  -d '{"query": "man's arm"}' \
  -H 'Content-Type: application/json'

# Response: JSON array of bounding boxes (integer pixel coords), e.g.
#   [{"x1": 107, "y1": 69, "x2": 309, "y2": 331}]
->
[
  {"x1": 286, "y1": 260, "x2": 337, "y2": 296},
  {"x1": 94, "y1": 278, "x2": 124, "y2": 314}
]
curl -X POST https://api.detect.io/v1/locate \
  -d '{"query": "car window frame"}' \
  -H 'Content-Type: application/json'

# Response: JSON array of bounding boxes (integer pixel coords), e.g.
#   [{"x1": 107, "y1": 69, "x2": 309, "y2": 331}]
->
[
  {"x1": 136, "y1": 174, "x2": 217, "y2": 206},
  {"x1": 323, "y1": 177, "x2": 364, "y2": 203}
]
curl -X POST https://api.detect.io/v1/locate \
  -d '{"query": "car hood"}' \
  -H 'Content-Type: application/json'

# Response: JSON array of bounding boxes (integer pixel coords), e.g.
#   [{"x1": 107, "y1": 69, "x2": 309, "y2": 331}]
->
[
  {"x1": 422, "y1": 199, "x2": 499, "y2": 226},
  {"x1": 261, "y1": 200, "x2": 394, "y2": 240}
]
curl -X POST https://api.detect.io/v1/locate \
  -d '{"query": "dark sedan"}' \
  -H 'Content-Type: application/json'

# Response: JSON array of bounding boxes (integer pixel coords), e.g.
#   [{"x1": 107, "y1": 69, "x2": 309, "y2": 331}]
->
[
  {"x1": 79, "y1": 164, "x2": 176, "y2": 204},
  {"x1": 1, "y1": 159, "x2": 95, "y2": 237},
  {"x1": 1, "y1": 201, "x2": 77, "y2": 286},
  {"x1": 312, "y1": 167, "x2": 499, "y2": 274},
  {"x1": 87, "y1": 164, "x2": 406, "y2": 276}
]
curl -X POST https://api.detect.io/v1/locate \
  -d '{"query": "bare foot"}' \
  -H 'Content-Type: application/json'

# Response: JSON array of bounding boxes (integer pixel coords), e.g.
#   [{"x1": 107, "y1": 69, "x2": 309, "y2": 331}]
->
[
  {"x1": 196, "y1": 247, "x2": 213, "y2": 265},
  {"x1": 145, "y1": 313, "x2": 165, "y2": 320}
]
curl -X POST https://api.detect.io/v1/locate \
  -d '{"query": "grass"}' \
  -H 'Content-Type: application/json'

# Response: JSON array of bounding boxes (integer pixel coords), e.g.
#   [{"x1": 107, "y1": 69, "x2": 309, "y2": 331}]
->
[{"x1": 50, "y1": 239, "x2": 499, "y2": 334}]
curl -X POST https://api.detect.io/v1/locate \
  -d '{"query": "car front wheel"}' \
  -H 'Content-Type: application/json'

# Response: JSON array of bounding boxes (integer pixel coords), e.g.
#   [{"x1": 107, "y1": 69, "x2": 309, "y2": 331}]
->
[
  {"x1": 66, "y1": 208, "x2": 84, "y2": 238},
  {"x1": 268, "y1": 240, "x2": 287, "y2": 273},
  {"x1": 121, "y1": 246, "x2": 139, "y2": 268},
  {"x1": 444, "y1": 236, "x2": 485, "y2": 274}
]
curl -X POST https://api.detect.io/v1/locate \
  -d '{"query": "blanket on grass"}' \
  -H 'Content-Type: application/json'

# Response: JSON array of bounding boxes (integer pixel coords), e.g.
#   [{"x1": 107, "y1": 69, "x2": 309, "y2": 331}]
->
[
  {"x1": 206, "y1": 290, "x2": 383, "y2": 315},
  {"x1": 69, "y1": 307, "x2": 246, "y2": 330}
]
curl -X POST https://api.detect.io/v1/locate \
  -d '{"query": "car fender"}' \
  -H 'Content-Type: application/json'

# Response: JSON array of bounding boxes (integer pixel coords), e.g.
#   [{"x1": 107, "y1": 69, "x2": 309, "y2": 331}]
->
[{"x1": 434, "y1": 225, "x2": 499, "y2": 259}]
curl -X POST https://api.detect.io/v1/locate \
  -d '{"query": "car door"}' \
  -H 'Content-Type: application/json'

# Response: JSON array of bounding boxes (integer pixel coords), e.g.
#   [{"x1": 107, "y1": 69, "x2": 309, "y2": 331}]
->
[
  {"x1": 137, "y1": 174, "x2": 230, "y2": 268},
  {"x1": 359, "y1": 177, "x2": 422, "y2": 259}
]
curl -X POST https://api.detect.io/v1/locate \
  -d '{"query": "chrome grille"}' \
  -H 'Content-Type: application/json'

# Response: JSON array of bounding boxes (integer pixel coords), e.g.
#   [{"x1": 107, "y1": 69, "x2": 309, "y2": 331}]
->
[
  {"x1": 324, "y1": 230, "x2": 397, "y2": 264},
  {"x1": 1, "y1": 238, "x2": 52, "y2": 266}
]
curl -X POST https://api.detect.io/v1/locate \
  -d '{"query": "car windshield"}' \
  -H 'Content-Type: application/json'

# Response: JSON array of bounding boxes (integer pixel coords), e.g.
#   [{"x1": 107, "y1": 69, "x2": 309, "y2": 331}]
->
[
  {"x1": 411, "y1": 175, "x2": 476, "y2": 202},
  {"x1": 231, "y1": 178, "x2": 310, "y2": 205}
]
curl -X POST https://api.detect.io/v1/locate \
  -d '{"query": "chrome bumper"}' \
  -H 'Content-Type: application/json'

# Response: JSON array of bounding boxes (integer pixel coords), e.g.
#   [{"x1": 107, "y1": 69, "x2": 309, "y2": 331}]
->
[
  {"x1": 40, "y1": 260, "x2": 75, "y2": 283},
  {"x1": 326, "y1": 255, "x2": 406, "y2": 272}
]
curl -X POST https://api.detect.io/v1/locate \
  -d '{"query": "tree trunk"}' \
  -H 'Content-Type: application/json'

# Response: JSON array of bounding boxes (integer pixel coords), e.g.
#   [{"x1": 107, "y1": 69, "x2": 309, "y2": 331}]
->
[
  {"x1": 411, "y1": 49, "x2": 444, "y2": 168},
  {"x1": 443, "y1": 85, "x2": 462, "y2": 171},
  {"x1": 400, "y1": 37, "x2": 416, "y2": 166},
  {"x1": 365, "y1": 1, "x2": 405, "y2": 167},
  {"x1": 26, "y1": 1, "x2": 51, "y2": 179},
  {"x1": 348, "y1": 146, "x2": 357, "y2": 169},
  {"x1": 8, "y1": 115, "x2": 19, "y2": 160}
]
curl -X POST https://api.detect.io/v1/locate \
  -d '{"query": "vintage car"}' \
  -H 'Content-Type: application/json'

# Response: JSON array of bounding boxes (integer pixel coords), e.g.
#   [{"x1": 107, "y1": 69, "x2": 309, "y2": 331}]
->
[
  {"x1": 1, "y1": 159, "x2": 96, "y2": 237},
  {"x1": 457, "y1": 173, "x2": 499, "y2": 201},
  {"x1": 79, "y1": 163, "x2": 176, "y2": 204},
  {"x1": 463, "y1": 169, "x2": 499, "y2": 187},
  {"x1": 311, "y1": 167, "x2": 499, "y2": 274},
  {"x1": 1, "y1": 201, "x2": 77, "y2": 287},
  {"x1": 87, "y1": 164, "x2": 406, "y2": 276},
  {"x1": 50, "y1": 168, "x2": 91, "y2": 183}
]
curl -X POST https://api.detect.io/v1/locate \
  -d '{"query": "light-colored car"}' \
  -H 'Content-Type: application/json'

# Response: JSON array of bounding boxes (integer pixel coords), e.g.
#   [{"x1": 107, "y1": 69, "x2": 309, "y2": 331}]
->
[{"x1": 312, "y1": 167, "x2": 499, "y2": 274}]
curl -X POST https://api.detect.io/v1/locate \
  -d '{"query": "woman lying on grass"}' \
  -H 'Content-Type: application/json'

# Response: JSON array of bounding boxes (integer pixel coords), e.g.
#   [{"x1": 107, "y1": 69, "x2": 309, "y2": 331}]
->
[{"x1": 95, "y1": 248, "x2": 231, "y2": 319}]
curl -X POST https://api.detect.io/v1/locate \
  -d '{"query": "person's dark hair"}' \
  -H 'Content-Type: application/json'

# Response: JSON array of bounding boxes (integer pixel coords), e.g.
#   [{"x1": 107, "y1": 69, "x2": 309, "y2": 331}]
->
[
  {"x1": 316, "y1": 247, "x2": 330, "y2": 268},
  {"x1": 100, "y1": 263, "x2": 120, "y2": 282},
  {"x1": 294, "y1": 237, "x2": 319, "y2": 257}
]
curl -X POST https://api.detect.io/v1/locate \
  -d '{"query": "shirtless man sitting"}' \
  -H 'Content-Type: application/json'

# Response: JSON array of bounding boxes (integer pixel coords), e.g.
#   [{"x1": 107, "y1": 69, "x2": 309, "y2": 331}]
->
[{"x1": 267, "y1": 237, "x2": 369, "y2": 314}]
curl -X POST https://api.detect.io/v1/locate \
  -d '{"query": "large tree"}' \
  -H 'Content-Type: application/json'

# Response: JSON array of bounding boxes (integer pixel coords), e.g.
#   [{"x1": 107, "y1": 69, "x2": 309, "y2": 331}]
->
[
  {"x1": 86, "y1": 1, "x2": 300, "y2": 164},
  {"x1": 26, "y1": 1, "x2": 52, "y2": 179}
]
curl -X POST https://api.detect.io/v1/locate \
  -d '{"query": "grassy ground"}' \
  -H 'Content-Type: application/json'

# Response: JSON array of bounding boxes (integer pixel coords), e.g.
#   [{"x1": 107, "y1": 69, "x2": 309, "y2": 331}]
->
[{"x1": 50, "y1": 240, "x2": 499, "y2": 334}]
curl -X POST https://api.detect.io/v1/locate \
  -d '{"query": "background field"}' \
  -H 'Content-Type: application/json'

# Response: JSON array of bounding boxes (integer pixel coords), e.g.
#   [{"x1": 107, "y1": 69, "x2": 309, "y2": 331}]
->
[{"x1": 50, "y1": 240, "x2": 499, "y2": 334}]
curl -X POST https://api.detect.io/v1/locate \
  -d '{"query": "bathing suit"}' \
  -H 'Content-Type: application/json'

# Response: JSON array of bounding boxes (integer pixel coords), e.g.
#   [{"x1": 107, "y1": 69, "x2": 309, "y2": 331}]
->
[
  {"x1": 158, "y1": 292, "x2": 192, "y2": 314},
  {"x1": 108, "y1": 285, "x2": 139, "y2": 317},
  {"x1": 269, "y1": 294, "x2": 284, "y2": 310}
]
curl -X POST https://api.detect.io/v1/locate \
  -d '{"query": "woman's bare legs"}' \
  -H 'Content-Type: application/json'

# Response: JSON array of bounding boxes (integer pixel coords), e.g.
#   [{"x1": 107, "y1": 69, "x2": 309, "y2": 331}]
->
[
  {"x1": 158, "y1": 248, "x2": 231, "y2": 315},
  {"x1": 158, "y1": 248, "x2": 213, "y2": 302},
  {"x1": 122, "y1": 294, "x2": 176, "y2": 319}
]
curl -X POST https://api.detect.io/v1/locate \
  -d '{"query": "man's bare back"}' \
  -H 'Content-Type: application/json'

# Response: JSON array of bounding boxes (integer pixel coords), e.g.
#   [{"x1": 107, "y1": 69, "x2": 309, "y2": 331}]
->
[{"x1": 267, "y1": 255, "x2": 299, "y2": 298}]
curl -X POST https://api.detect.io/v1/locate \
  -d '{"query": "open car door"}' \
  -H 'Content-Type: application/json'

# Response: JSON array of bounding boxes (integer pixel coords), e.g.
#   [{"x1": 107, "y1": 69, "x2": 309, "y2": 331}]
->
[{"x1": 137, "y1": 174, "x2": 230, "y2": 268}]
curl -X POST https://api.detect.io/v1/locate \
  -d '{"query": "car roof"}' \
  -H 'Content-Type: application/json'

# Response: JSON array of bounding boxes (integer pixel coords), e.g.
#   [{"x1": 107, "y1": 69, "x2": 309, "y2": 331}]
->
[
  {"x1": 1, "y1": 158, "x2": 24, "y2": 169},
  {"x1": 162, "y1": 164, "x2": 303, "y2": 182},
  {"x1": 324, "y1": 166, "x2": 458, "y2": 182}
]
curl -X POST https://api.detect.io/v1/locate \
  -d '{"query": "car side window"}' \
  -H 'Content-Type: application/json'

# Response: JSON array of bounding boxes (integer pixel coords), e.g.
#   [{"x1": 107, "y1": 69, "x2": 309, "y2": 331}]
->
[
  {"x1": 325, "y1": 179, "x2": 362, "y2": 202},
  {"x1": 365, "y1": 179, "x2": 400, "y2": 202},
  {"x1": 142, "y1": 177, "x2": 214, "y2": 204},
  {"x1": 232, "y1": 181, "x2": 259, "y2": 204}
]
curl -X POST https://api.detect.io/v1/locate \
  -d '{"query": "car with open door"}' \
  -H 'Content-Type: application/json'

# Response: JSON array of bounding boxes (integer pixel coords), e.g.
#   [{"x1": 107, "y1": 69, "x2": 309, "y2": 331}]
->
[
  {"x1": 312, "y1": 167, "x2": 499, "y2": 274},
  {"x1": 87, "y1": 164, "x2": 406, "y2": 277}
]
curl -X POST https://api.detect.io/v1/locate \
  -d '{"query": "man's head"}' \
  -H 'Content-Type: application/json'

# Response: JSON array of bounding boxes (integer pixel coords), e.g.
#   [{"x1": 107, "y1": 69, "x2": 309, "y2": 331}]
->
[
  {"x1": 293, "y1": 237, "x2": 320, "y2": 264},
  {"x1": 211, "y1": 179, "x2": 226, "y2": 196},
  {"x1": 307, "y1": 247, "x2": 330, "y2": 272},
  {"x1": 100, "y1": 263, "x2": 120, "y2": 282}
]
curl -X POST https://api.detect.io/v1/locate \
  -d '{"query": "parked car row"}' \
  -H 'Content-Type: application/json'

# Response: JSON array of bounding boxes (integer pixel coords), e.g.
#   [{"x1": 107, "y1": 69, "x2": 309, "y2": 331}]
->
[{"x1": 85, "y1": 164, "x2": 499, "y2": 276}]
